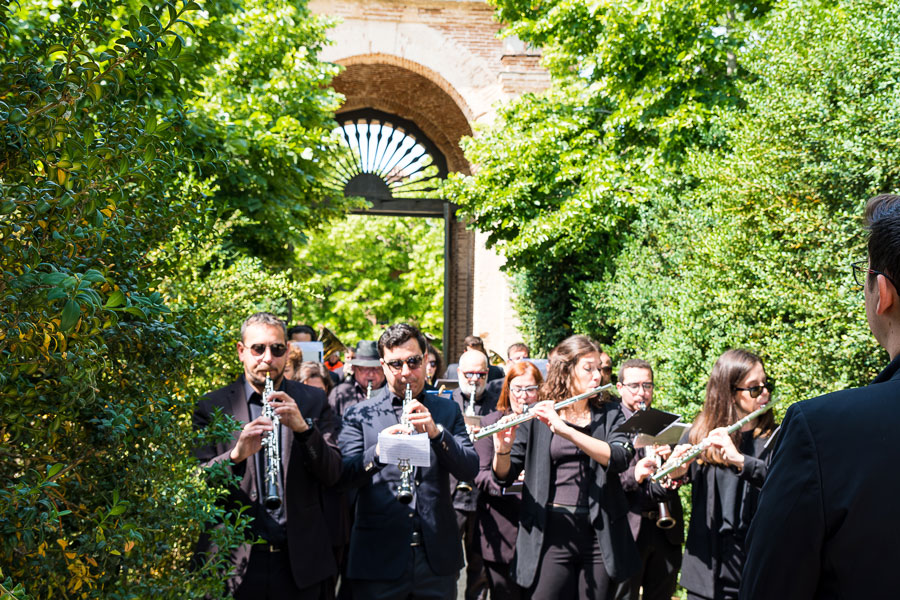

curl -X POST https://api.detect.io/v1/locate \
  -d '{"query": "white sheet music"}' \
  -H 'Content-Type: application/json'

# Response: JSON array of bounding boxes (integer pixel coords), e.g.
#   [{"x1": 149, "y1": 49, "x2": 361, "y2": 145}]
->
[{"x1": 378, "y1": 432, "x2": 432, "y2": 467}]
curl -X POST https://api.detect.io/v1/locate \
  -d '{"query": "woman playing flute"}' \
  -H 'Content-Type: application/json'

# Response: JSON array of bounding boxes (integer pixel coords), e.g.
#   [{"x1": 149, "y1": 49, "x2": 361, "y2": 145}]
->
[
  {"x1": 663, "y1": 349, "x2": 777, "y2": 600},
  {"x1": 491, "y1": 335, "x2": 639, "y2": 599}
]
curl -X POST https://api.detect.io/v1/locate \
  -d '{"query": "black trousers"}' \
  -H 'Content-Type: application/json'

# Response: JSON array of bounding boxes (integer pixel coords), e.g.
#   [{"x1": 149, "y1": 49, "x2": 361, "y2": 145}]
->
[
  {"x1": 528, "y1": 510, "x2": 612, "y2": 600},
  {"x1": 234, "y1": 546, "x2": 324, "y2": 600},
  {"x1": 349, "y1": 544, "x2": 456, "y2": 600},
  {"x1": 457, "y1": 509, "x2": 489, "y2": 600},
  {"x1": 613, "y1": 518, "x2": 681, "y2": 600},
  {"x1": 483, "y1": 560, "x2": 521, "y2": 600}
]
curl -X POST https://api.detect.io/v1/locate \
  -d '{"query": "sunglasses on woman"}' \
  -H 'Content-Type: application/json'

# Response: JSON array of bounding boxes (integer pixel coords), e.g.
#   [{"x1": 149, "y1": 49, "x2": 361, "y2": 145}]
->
[{"x1": 733, "y1": 381, "x2": 774, "y2": 398}]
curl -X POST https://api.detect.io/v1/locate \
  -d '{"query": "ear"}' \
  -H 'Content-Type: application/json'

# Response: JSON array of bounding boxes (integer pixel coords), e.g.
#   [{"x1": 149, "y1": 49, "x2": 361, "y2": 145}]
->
[{"x1": 876, "y1": 274, "x2": 896, "y2": 315}]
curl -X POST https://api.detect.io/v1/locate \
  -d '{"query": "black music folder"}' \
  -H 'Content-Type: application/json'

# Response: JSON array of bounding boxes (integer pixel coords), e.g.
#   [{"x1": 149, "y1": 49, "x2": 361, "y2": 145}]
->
[{"x1": 614, "y1": 407, "x2": 680, "y2": 437}]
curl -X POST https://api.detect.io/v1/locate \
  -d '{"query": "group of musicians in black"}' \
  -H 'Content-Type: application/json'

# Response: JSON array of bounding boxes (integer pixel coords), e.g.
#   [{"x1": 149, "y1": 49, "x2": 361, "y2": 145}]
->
[{"x1": 194, "y1": 194, "x2": 900, "y2": 599}]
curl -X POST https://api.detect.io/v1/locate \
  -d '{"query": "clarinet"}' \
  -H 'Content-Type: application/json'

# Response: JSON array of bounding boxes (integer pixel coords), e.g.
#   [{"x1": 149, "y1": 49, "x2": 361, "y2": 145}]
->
[
  {"x1": 366, "y1": 381, "x2": 373, "y2": 399},
  {"x1": 261, "y1": 374, "x2": 283, "y2": 510},
  {"x1": 456, "y1": 389, "x2": 477, "y2": 493},
  {"x1": 397, "y1": 383, "x2": 414, "y2": 504}
]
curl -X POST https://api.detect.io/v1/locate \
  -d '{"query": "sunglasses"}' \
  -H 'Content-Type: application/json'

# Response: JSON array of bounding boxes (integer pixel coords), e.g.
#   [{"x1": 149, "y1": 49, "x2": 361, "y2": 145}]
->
[
  {"x1": 463, "y1": 371, "x2": 488, "y2": 380},
  {"x1": 733, "y1": 381, "x2": 774, "y2": 398},
  {"x1": 510, "y1": 385, "x2": 539, "y2": 394},
  {"x1": 247, "y1": 343, "x2": 287, "y2": 357},
  {"x1": 384, "y1": 355, "x2": 424, "y2": 371}
]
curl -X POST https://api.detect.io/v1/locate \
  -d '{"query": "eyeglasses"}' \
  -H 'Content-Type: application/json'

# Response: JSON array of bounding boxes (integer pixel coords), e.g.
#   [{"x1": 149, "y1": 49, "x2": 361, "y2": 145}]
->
[
  {"x1": 427, "y1": 360, "x2": 437, "y2": 368},
  {"x1": 622, "y1": 382, "x2": 654, "y2": 392},
  {"x1": 384, "y1": 355, "x2": 424, "y2": 371},
  {"x1": 510, "y1": 385, "x2": 539, "y2": 395},
  {"x1": 852, "y1": 260, "x2": 897, "y2": 289},
  {"x1": 247, "y1": 343, "x2": 287, "y2": 357},
  {"x1": 733, "y1": 381, "x2": 774, "y2": 398},
  {"x1": 462, "y1": 371, "x2": 488, "y2": 380}
]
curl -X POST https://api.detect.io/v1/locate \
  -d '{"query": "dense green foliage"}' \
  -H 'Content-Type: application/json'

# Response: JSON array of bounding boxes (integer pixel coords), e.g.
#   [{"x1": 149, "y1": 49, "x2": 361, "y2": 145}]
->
[
  {"x1": 161, "y1": 214, "x2": 445, "y2": 385},
  {"x1": 291, "y1": 215, "x2": 445, "y2": 343},
  {"x1": 448, "y1": 0, "x2": 897, "y2": 419},
  {"x1": 0, "y1": 0, "x2": 359, "y2": 596}
]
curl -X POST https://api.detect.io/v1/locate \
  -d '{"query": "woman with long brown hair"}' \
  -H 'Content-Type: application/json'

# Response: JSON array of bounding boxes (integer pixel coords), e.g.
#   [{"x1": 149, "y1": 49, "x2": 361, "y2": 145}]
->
[
  {"x1": 491, "y1": 335, "x2": 639, "y2": 599},
  {"x1": 664, "y1": 349, "x2": 777, "y2": 600}
]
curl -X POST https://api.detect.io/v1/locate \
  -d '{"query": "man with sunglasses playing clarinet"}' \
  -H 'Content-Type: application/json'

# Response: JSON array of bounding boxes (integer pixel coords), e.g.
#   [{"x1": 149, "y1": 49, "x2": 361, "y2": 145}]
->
[
  {"x1": 339, "y1": 323, "x2": 479, "y2": 599},
  {"x1": 193, "y1": 312, "x2": 342, "y2": 599},
  {"x1": 741, "y1": 195, "x2": 900, "y2": 599}
]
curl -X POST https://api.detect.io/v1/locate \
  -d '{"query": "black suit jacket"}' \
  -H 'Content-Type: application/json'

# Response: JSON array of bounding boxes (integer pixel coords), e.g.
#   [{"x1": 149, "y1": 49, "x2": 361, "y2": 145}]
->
[
  {"x1": 618, "y1": 404, "x2": 684, "y2": 546},
  {"x1": 193, "y1": 376, "x2": 342, "y2": 593},
  {"x1": 338, "y1": 387, "x2": 479, "y2": 580},
  {"x1": 740, "y1": 354, "x2": 900, "y2": 600},
  {"x1": 494, "y1": 400, "x2": 641, "y2": 587}
]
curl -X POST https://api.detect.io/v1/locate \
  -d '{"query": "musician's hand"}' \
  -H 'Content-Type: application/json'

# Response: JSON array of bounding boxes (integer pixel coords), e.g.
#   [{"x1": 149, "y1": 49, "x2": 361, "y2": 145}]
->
[
  {"x1": 230, "y1": 416, "x2": 273, "y2": 463},
  {"x1": 653, "y1": 444, "x2": 672, "y2": 461},
  {"x1": 532, "y1": 400, "x2": 567, "y2": 434},
  {"x1": 634, "y1": 456, "x2": 658, "y2": 484},
  {"x1": 374, "y1": 423, "x2": 409, "y2": 459},
  {"x1": 405, "y1": 400, "x2": 440, "y2": 438},
  {"x1": 664, "y1": 443, "x2": 694, "y2": 480},
  {"x1": 266, "y1": 390, "x2": 308, "y2": 433},
  {"x1": 493, "y1": 418, "x2": 517, "y2": 455},
  {"x1": 707, "y1": 428, "x2": 744, "y2": 469}
]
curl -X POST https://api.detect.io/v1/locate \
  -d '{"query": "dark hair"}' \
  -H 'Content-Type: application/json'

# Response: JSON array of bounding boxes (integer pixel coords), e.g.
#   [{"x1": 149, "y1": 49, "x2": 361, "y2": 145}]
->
[
  {"x1": 297, "y1": 361, "x2": 333, "y2": 394},
  {"x1": 378, "y1": 323, "x2": 427, "y2": 357},
  {"x1": 241, "y1": 312, "x2": 286, "y2": 341},
  {"x1": 425, "y1": 343, "x2": 443, "y2": 385},
  {"x1": 287, "y1": 324, "x2": 316, "y2": 340},
  {"x1": 497, "y1": 360, "x2": 543, "y2": 413},
  {"x1": 542, "y1": 335, "x2": 606, "y2": 406},
  {"x1": 464, "y1": 335, "x2": 486, "y2": 355},
  {"x1": 690, "y1": 349, "x2": 775, "y2": 464},
  {"x1": 506, "y1": 342, "x2": 529, "y2": 360},
  {"x1": 866, "y1": 196, "x2": 900, "y2": 289},
  {"x1": 618, "y1": 358, "x2": 653, "y2": 381}
]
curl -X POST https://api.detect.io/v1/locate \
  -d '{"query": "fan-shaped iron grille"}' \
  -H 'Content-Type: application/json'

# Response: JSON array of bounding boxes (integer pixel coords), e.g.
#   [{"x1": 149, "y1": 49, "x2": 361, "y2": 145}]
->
[{"x1": 326, "y1": 109, "x2": 448, "y2": 202}]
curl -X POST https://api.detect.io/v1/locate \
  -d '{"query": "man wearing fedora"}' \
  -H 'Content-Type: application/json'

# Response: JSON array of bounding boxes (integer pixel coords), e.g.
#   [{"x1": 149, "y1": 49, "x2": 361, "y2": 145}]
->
[{"x1": 329, "y1": 340, "x2": 387, "y2": 419}]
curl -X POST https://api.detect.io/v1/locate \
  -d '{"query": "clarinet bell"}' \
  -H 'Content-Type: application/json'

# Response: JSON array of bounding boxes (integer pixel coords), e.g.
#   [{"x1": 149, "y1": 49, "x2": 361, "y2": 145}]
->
[
  {"x1": 397, "y1": 478, "x2": 414, "y2": 504},
  {"x1": 656, "y1": 501, "x2": 676, "y2": 529},
  {"x1": 264, "y1": 492, "x2": 283, "y2": 511}
]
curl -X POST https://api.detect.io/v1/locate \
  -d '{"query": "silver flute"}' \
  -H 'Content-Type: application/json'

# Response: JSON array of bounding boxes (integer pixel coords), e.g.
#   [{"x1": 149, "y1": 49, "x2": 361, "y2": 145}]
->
[
  {"x1": 397, "y1": 383, "x2": 414, "y2": 504},
  {"x1": 261, "y1": 373, "x2": 283, "y2": 509},
  {"x1": 651, "y1": 402, "x2": 776, "y2": 482},
  {"x1": 474, "y1": 383, "x2": 615, "y2": 440}
]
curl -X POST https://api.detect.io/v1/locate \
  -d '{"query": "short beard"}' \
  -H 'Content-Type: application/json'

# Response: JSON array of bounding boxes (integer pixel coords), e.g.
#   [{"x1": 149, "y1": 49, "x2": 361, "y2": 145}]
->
[{"x1": 458, "y1": 381, "x2": 483, "y2": 398}]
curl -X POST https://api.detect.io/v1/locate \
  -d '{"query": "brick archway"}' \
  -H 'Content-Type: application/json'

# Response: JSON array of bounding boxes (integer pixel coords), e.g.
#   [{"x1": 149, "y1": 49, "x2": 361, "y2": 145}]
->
[
  {"x1": 333, "y1": 56, "x2": 473, "y2": 176},
  {"x1": 311, "y1": 0, "x2": 551, "y2": 363}
]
